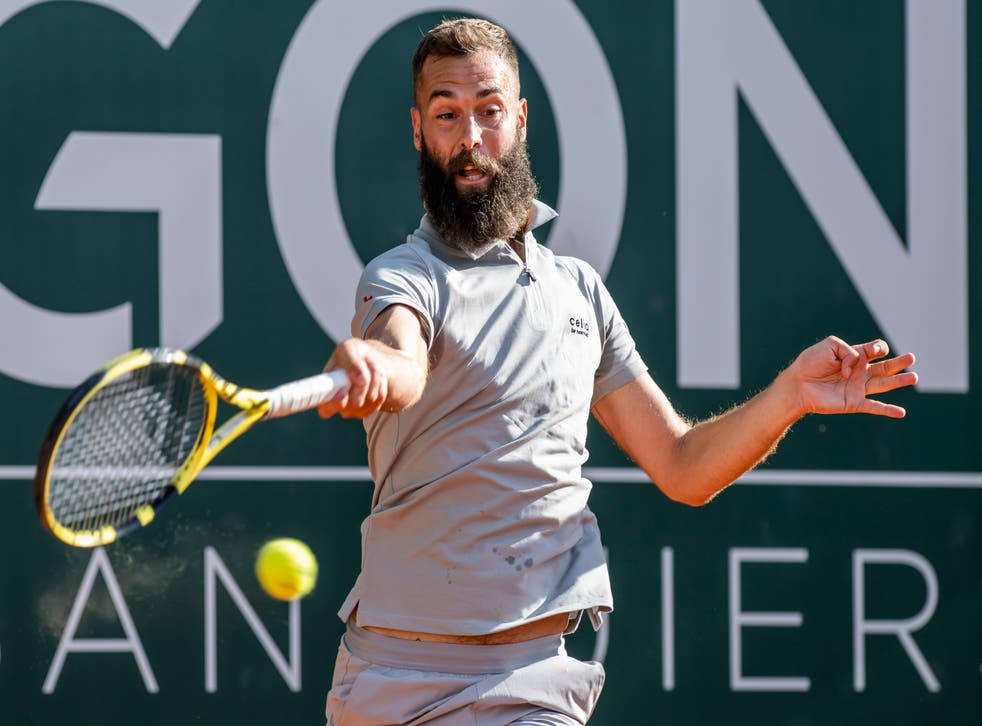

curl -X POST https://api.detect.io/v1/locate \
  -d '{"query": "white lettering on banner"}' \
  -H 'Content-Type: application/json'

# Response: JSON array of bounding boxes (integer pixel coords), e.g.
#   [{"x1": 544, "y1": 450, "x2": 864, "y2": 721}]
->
[
  {"x1": 0, "y1": 1, "x2": 209, "y2": 388},
  {"x1": 42, "y1": 548, "x2": 158, "y2": 694},
  {"x1": 29, "y1": 133, "x2": 223, "y2": 385},
  {"x1": 25, "y1": 543, "x2": 957, "y2": 695},
  {"x1": 676, "y1": 0, "x2": 967, "y2": 392},
  {"x1": 729, "y1": 547, "x2": 810, "y2": 691},
  {"x1": 267, "y1": 0, "x2": 626, "y2": 345},
  {"x1": 661, "y1": 546, "x2": 675, "y2": 691},
  {"x1": 0, "y1": 0, "x2": 201, "y2": 47},
  {"x1": 204, "y1": 547, "x2": 302, "y2": 692},
  {"x1": 853, "y1": 549, "x2": 940, "y2": 692}
]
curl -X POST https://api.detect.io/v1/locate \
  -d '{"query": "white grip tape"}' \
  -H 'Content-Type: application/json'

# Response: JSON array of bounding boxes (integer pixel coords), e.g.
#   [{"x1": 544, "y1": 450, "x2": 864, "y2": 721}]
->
[{"x1": 265, "y1": 370, "x2": 350, "y2": 418}]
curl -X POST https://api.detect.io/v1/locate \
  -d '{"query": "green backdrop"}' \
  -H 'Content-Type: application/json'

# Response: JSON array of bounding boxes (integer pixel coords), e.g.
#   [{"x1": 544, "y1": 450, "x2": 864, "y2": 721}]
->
[{"x1": 0, "y1": 1, "x2": 979, "y2": 724}]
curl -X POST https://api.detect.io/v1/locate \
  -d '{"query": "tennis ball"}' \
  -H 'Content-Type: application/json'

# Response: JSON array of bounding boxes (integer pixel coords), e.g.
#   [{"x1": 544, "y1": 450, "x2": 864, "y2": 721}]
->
[{"x1": 255, "y1": 538, "x2": 318, "y2": 600}]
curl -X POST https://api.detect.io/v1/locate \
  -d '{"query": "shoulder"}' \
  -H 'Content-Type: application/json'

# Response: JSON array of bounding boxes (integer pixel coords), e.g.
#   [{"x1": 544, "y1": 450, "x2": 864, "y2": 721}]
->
[
  {"x1": 358, "y1": 239, "x2": 445, "y2": 297},
  {"x1": 552, "y1": 253, "x2": 604, "y2": 294},
  {"x1": 363, "y1": 238, "x2": 433, "y2": 277}
]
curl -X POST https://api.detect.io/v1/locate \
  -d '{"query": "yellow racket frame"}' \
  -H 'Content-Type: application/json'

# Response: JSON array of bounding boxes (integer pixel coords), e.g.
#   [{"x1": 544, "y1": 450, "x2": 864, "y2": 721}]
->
[{"x1": 35, "y1": 348, "x2": 271, "y2": 547}]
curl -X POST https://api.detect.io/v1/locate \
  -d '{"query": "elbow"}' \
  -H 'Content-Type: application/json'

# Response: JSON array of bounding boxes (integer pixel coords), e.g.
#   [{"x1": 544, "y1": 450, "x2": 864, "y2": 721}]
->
[
  {"x1": 662, "y1": 431, "x2": 715, "y2": 506},
  {"x1": 658, "y1": 477, "x2": 713, "y2": 507},
  {"x1": 668, "y1": 489, "x2": 712, "y2": 507}
]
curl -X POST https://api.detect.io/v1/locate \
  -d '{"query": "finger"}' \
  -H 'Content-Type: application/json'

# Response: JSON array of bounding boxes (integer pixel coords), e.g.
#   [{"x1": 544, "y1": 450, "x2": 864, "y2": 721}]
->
[
  {"x1": 351, "y1": 377, "x2": 370, "y2": 409},
  {"x1": 377, "y1": 375, "x2": 389, "y2": 410},
  {"x1": 368, "y1": 371, "x2": 386, "y2": 409},
  {"x1": 828, "y1": 336, "x2": 860, "y2": 379},
  {"x1": 866, "y1": 371, "x2": 918, "y2": 395},
  {"x1": 857, "y1": 339, "x2": 889, "y2": 362},
  {"x1": 316, "y1": 385, "x2": 347, "y2": 418},
  {"x1": 870, "y1": 352, "x2": 916, "y2": 378},
  {"x1": 365, "y1": 361, "x2": 385, "y2": 407},
  {"x1": 346, "y1": 359, "x2": 370, "y2": 388},
  {"x1": 350, "y1": 399, "x2": 384, "y2": 418},
  {"x1": 860, "y1": 398, "x2": 906, "y2": 418},
  {"x1": 332, "y1": 393, "x2": 353, "y2": 418}
]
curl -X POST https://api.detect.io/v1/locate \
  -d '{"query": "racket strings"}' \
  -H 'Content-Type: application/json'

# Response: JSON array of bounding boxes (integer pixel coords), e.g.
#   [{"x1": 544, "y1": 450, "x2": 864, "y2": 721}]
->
[{"x1": 47, "y1": 364, "x2": 206, "y2": 532}]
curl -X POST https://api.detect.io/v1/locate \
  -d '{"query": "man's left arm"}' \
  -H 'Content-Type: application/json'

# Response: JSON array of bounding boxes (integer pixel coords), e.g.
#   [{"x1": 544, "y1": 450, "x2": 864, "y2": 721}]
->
[{"x1": 591, "y1": 335, "x2": 917, "y2": 506}]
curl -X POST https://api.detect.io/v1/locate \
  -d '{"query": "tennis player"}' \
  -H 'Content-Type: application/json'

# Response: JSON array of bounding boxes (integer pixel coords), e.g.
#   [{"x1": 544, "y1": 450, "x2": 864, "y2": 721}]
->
[{"x1": 318, "y1": 18, "x2": 917, "y2": 726}]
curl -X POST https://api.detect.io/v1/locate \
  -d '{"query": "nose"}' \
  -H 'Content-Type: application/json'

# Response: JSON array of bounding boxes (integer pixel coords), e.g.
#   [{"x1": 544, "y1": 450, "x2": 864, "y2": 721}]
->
[{"x1": 459, "y1": 115, "x2": 482, "y2": 151}]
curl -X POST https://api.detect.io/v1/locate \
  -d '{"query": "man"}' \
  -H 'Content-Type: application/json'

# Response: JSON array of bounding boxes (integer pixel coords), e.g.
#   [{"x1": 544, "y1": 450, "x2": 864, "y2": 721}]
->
[{"x1": 318, "y1": 18, "x2": 917, "y2": 726}]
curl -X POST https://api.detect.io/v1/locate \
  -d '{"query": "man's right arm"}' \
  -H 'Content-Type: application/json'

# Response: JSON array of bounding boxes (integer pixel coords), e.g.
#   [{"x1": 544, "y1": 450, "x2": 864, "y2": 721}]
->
[{"x1": 317, "y1": 303, "x2": 429, "y2": 420}]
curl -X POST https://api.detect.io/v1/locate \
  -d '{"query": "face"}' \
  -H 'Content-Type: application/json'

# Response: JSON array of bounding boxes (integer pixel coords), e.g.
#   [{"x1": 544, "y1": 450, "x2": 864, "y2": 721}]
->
[{"x1": 411, "y1": 50, "x2": 538, "y2": 252}]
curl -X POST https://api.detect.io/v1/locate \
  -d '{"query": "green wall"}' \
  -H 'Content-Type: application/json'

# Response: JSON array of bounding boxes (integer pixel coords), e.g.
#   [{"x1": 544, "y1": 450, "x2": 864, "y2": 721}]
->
[{"x1": 0, "y1": 2, "x2": 978, "y2": 724}]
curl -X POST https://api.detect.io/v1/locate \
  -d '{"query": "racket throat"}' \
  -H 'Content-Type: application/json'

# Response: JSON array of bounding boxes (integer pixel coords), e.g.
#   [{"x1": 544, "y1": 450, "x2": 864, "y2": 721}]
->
[{"x1": 181, "y1": 406, "x2": 267, "y2": 490}]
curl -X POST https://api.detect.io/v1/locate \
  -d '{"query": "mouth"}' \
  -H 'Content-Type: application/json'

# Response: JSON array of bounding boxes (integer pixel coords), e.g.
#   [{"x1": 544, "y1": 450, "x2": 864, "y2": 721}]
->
[{"x1": 455, "y1": 166, "x2": 489, "y2": 185}]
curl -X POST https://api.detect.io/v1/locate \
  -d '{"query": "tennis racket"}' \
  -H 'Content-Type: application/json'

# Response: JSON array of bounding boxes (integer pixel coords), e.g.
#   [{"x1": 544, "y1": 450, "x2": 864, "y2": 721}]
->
[{"x1": 34, "y1": 348, "x2": 349, "y2": 548}]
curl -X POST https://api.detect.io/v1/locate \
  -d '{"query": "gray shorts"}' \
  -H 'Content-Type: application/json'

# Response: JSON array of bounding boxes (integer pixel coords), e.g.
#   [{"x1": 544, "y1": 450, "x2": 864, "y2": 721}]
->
[{"x1": 325, "y1": 622, "x2": 605, "y2": 725}]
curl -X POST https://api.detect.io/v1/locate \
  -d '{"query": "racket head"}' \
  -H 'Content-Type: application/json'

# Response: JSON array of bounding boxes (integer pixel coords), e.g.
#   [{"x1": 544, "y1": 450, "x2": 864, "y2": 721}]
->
[{"x1": 34, "y1": 348, "x2": 217, "y2": 547}]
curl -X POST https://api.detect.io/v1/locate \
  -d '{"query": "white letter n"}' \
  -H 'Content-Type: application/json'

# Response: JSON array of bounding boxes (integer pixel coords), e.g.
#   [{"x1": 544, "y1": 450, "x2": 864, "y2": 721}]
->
[
  {"x1": 204, "y1": 547, "x2": 302, "y2": 692},
  {"x1": 677, "y1": 0, "x2": 967, "y2": 392}
]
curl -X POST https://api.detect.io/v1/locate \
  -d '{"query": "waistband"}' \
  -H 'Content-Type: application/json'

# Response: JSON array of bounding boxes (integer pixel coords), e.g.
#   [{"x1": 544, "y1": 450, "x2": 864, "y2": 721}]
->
[{"x1": 344, "y1": 621, "x2": 567, "y2": 675}]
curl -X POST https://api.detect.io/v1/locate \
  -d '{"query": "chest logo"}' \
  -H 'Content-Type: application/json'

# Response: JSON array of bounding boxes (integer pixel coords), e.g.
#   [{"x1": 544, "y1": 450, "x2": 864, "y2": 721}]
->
[{"x1": 569, "y1": 316, "x2": 591, "y2": 337}]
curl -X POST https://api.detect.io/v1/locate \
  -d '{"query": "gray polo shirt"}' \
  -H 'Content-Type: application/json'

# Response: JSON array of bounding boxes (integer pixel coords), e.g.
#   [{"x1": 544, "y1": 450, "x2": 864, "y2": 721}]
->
[{"x1": 339, "y1": 200, "x2": 647, "y2": 635}]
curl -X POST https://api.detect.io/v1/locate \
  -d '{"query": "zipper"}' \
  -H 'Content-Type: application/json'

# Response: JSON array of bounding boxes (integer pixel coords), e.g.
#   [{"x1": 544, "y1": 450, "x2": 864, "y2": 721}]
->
[{"x1": 521, "y1": 262, "x2": 549, "y2": 330}]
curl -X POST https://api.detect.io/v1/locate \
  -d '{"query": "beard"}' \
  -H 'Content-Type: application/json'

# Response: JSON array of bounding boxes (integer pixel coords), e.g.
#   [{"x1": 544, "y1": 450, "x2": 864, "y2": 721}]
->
[{"x1": 418, "y1": 129, "x2": 539, "y2": 254}]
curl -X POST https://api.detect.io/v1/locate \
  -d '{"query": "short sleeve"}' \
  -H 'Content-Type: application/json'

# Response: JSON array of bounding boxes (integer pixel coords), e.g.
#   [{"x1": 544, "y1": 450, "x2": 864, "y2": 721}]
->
[
  {"x1": 352, "y1": 244, "x2": 437, "y2": 348},
  {"x1": 588, "y1": 268, "x2": 648, "y2": 406}
]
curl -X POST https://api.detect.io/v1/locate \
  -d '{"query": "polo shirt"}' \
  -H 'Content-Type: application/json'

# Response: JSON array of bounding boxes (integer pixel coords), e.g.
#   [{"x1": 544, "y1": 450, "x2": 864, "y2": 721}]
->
[{"x1": 338, "y1": 200, "x2": 648, "y2": 635}]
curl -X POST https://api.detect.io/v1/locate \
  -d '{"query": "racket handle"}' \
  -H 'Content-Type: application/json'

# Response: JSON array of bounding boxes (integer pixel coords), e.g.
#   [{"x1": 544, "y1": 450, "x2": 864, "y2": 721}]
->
[{"x1": 265, "y1": 370, "x2": 350, "y2": 418}]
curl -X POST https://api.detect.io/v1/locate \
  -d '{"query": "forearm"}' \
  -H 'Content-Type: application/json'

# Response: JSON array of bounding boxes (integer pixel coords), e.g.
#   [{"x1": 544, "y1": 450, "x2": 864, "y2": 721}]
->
[
  {"x1": 594, "y1": 336, "x2": 916, "y2": 507},
  {"x1": 668, "y1": 370, "x2": 804, "y2": 505},
  {"x1": 361, "y1": 338, "x2": 427, "y2": 411},
  {"x1": 321, "y1": 305, "x2": 429, "y2": 419}
]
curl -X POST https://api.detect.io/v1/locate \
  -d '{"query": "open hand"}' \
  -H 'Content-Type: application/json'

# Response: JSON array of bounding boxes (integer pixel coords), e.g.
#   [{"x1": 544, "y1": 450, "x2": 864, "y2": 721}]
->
[{"x1": 788, "y1": 336, "x2": 917, "y2": 418}]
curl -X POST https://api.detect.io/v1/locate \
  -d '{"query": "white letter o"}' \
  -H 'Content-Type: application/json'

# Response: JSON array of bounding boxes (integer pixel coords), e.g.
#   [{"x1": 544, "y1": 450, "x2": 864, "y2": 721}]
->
[{"x1": 267, "y1": 0, "x2": 627, "y2": 344}]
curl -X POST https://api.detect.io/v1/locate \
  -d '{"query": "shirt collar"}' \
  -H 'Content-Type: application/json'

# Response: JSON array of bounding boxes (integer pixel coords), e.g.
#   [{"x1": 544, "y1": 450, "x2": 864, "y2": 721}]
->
[{"x1": 416, "y1": 199, "x2": 558, "y2": 261}]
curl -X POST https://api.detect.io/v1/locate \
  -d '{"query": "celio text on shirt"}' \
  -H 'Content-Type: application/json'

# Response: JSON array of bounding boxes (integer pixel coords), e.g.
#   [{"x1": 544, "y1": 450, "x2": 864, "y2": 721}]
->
[{"x1": 569, "y1": 316, "x2": 591, "y2": 337}]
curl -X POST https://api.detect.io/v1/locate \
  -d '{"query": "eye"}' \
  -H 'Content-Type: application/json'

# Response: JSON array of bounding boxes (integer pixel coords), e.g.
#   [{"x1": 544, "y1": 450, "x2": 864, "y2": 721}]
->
[
  {"x1": 436, "y1": 112, "x2": 455, "y2": 121},
  {"x1": 484, "y1": 107, "x2": 502, "y2": 117}
]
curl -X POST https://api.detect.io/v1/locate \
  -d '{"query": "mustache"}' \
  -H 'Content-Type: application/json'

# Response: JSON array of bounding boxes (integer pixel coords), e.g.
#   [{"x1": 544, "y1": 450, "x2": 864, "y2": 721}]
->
[{"x1": 446, "y1": 148, "x2": 499, "y2": 177}]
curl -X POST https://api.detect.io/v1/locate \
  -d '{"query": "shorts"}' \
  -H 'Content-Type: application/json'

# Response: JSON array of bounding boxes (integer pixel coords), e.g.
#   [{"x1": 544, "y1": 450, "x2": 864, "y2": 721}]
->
[{"x1": 325, "y1": 622, "x2": 605, "y2": 725}]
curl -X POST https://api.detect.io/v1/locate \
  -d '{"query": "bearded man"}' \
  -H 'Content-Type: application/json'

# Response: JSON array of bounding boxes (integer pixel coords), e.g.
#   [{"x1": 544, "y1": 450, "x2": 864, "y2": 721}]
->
[{"x1": 317, "y1": 18, "x2": 917, "y2": 726}]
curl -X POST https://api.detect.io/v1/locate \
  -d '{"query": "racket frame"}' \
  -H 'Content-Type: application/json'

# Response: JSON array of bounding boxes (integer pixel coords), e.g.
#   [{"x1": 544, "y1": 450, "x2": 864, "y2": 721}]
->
[{"x1": 35, "y1": 348, "x2": 270, "y2": 547}]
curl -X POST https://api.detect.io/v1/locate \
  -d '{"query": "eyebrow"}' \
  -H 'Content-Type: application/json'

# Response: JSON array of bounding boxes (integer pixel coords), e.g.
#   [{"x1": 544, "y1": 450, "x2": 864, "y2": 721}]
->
[{"x1": 428, "y1": 86, "x2": 506, "y2": 103}]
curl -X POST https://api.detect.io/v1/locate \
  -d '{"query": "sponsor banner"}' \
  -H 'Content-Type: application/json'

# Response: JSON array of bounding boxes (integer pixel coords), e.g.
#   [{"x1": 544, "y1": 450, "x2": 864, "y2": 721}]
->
[{"x1": 0, "y1": 1, "x2": 978, "y2": 723}]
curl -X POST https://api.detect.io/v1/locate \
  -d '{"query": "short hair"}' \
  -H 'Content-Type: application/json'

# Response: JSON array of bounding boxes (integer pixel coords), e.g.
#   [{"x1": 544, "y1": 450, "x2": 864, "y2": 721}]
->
[{"x1": 411, "y1": 18, "x2": 520, "y2": 103}]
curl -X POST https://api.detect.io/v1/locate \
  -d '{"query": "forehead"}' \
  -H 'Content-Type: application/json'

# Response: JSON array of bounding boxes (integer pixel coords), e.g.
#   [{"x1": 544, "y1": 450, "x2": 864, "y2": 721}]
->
[{"x1": 417, "y1": 50, "x2": 518, "y2": 103}]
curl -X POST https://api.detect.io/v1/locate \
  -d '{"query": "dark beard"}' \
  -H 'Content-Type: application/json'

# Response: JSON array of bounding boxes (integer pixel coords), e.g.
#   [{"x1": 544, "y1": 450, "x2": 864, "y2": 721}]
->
[{"x1": 418, "y1": 131, "x2": 539, "y2": 254}]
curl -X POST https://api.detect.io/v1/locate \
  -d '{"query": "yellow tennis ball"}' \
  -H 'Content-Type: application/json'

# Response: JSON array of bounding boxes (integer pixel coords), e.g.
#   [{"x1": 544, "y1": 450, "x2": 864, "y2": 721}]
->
[{"x1": 255, "y1": 538, "x2": 318, "y2": 601}]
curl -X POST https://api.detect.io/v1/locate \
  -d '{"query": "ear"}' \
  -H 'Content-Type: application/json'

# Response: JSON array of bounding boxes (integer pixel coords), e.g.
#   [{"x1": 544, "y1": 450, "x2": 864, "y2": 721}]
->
[
  {"x1": 410, "y1": 107, "x2": 422, "y2": 152},
  {"x1": 517, "y1": 98, "x2": 528, "y2": 141}
]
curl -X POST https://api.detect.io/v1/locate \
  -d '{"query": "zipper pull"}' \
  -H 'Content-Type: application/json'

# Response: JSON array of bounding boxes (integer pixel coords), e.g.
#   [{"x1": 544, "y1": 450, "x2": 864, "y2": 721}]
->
[{"x1": 524, "y1": 265, "x2": 537, "y2": 282}]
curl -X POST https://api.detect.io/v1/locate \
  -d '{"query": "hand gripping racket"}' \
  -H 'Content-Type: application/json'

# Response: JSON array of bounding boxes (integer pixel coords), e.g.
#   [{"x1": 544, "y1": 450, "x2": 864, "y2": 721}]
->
[{"x1": 34, "y1": 348, "x2": 349, "y2": 547}]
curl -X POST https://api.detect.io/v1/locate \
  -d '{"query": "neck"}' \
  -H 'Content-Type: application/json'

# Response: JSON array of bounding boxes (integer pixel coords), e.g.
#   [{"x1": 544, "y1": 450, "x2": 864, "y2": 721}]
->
[
  {"x1": 508, "y1": 236, "x2": 525, "y2": 263},
  {"x1": 507, "y1": 205, "x2": 536, "y2": 262}
]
